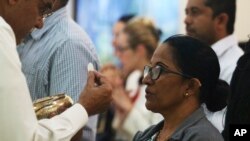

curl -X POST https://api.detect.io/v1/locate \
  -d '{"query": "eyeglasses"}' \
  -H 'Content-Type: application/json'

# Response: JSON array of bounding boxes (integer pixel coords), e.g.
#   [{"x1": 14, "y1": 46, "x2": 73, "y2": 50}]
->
[{"x1": 143, "y1": 65, "x2": 192, "y2": 80}]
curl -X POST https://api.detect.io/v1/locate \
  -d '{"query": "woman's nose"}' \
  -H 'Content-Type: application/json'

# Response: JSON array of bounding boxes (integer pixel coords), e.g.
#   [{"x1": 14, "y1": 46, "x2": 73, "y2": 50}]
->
[{"x1": 142, "y1": 74, "x2": 153, "y2": 85}]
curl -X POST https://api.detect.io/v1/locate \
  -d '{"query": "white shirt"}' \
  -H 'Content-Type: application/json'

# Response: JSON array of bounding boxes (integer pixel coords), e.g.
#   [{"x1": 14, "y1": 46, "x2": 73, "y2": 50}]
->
[
  {"x1": 0, "y1": 17, "x2": 88, "y2": 141},
  {"x1": 212, "y1": 34, "x2": 243, "y2": 84},
  {"x1": 202, "y1": 104, "x2": 227, "y2": 133},
  {"x1": 204, "y1": 35, "x2": 243, "y2": 133}
]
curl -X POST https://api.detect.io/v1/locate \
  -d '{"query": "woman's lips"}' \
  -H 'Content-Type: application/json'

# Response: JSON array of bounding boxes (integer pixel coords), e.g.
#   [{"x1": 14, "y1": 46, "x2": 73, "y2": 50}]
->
[{"x1": 145, "y1": 89, "x2": 154, "y2": 99}]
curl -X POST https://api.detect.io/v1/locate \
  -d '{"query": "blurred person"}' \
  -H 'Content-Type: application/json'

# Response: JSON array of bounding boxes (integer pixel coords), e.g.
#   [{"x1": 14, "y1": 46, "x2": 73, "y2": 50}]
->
[
  {"x1": 17, "y1": 0, "x2": 99, "y2": 140},
  {"x1": 0, "y1": 0, "x2": 112, "y2": 141},
  {"x1": 116, "y1": 17, "x2": 162, "y2": 78},
  {"x1": 184, "y1": 0, "x2": 243, "y2": 132},
  {"x1": 97, "y1": 14, "x2": 135, "y2": 141},
  {"x1": 103, "y1": 17, "x2": 163, "y2": 141},
  {"x1": 185, "y1": 0, "x2": 243, "y2": 84},
  {"x1": 133, "y1": 35, "x2": 225, "y2": 141},
  {"x1": 222, "y1": 39, "x2": 250, "y2": 141},
  {"x1": 112, "y1": 14, "x2": 135, "y2": 60}
]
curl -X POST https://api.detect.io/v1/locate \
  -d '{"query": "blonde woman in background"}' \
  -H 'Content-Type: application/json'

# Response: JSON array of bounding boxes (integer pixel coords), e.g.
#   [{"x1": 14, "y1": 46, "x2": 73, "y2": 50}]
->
[{"x1": 102, "y1": 17, "x2": 163, "y2": 141}]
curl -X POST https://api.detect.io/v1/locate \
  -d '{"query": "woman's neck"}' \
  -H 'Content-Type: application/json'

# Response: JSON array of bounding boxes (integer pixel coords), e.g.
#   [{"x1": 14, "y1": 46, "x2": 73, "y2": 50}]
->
[{"x1": 159, "y1": 100, "x2": 199, "y2": 140}]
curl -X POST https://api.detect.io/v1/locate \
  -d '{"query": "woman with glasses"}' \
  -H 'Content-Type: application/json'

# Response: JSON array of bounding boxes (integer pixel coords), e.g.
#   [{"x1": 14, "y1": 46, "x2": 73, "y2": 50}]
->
[{"x1": 133, "y1": 35, "x2": 225, "y2": 141}]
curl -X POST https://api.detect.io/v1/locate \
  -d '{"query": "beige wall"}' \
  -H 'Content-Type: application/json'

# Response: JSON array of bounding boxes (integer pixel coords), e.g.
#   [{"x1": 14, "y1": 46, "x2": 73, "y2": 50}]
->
[
  {"x1": 235, "y1": 0, "x2": 250, "y2": 41},
  {"x1": 179, "y1": 0, "x2": 250, "y2": 41}
]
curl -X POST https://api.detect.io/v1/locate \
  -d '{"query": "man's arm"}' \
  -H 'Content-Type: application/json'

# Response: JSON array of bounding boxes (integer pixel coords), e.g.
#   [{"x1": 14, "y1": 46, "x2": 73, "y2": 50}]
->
[
  {"x1": 0, "y1": 44, "x2": 111, "y2": 141},
  {"x1": 0, "y1": 27, "x2": 87, "y2": 140},
  {"x1": 0, "y1": 19, "x2": 112, "y2": 141}
]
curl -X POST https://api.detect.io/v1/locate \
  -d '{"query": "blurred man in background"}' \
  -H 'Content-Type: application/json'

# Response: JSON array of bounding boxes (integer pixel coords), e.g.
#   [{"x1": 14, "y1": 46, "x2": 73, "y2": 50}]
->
[{"x1": 184, "y1": 0, "x2": 243, "y2": 133}]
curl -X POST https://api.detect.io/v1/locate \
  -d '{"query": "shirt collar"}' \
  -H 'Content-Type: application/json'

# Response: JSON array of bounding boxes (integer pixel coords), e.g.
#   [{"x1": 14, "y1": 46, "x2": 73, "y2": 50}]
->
[
  {"x1": 211, "y1": 34, "x2": 238, "y2": 57},
  {"x1": 30, "y1": 7, "x2": 68, "y2": 40},
  {"x1": 170, "y1": 107, "x2": 205, "y2": 140},
  {"x1": 137, "y1": 107, "x2": 205, "y2": 141}
]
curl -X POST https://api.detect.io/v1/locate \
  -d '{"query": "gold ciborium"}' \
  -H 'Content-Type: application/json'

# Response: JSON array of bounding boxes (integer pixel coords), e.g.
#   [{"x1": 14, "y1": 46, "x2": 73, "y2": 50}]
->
[{"x1": 33, "y1": 94, "x2": 73, "y2": 120}]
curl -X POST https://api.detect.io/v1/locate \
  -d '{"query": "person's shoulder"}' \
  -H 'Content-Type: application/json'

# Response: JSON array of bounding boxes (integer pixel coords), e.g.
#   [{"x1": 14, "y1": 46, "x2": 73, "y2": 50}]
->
[
  {"x1": 133, "y1": 121, "x2": 163, "y2": 141},
  {"x1": 133, "y1": 125, "x2": 156, "y2": 141},
  {"x1": 0, "y1": 17, "x2": 16, "y2": 49},
  {"x1": 235, "y1": 49, "x2": 250, "y2": 70},
  {"x1": 58, "y1": 20, "x2": 94, "y2": 46},
  {"x1": 184, "y1": 119, "x2": 224, "y2": 141},
  {"x1": 0, "y1": 17, "x2": 15, "y2": 40}
]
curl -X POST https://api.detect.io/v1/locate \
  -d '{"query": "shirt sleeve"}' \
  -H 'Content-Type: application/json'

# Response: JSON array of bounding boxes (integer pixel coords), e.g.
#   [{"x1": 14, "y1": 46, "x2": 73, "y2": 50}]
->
[
  {"x1": 35, "y1": 104, "x2": 88, "y2": 141},
  {"x1": 0, "y1": 18, "x2": 88, "y2": 141},
  {"x1": 185, "y1": 126, "x2": 224, "y2": 141}
]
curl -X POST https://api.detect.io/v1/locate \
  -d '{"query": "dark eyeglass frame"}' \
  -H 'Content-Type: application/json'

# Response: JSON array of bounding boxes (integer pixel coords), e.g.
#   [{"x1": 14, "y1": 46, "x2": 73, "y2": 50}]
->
[{"x1": 143, "y1": 65, "x2": 192, "y2": 80}]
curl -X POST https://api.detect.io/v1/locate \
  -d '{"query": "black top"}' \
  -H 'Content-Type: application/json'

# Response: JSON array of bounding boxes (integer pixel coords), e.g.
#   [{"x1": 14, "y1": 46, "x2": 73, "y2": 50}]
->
[{"x1": 222, "y1": 47, "x2": 250, "y2": 141}]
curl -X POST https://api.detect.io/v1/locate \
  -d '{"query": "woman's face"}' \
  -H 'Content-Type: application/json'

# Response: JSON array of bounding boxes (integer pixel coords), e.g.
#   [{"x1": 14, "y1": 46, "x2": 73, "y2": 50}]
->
[
  {"x1": 112, "y1": 21, "x2": 126, "y2": 49},
  {"x1": 116, "y1": 32, "x2": 138, "y2": 74},
  {"x1": 142, "y1": 43, "x2": 189, "y2": 114}
]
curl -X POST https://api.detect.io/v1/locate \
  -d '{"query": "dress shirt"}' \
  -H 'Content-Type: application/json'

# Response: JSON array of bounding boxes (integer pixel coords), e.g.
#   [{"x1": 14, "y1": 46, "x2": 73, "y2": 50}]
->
[
  {"x1": 0, "y1": 16, "x2": 88, "y2": 141},
  {"x1": 17, "y1": 7, "x2": 99, "y2": 140},
  {"x1": 133, "y1": 107, "x2": 224, "y2": 141},
  {"x1": 211, "y1": 34, "x2": 243, "y2": 84}
]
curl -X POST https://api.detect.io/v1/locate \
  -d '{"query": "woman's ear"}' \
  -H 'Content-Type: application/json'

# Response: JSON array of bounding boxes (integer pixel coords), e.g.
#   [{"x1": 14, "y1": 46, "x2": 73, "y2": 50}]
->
[
  {"x1": 185, "y1": 78, "x2": 202, "y2": 97},
  {"x1": 215, "y1": 13, "x2": 229, "y2": 32}
]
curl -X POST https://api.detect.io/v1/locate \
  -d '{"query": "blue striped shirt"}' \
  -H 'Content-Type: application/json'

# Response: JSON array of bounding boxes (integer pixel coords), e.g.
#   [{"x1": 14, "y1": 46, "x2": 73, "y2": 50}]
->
[{"x1": 17, "y1": 7, "x2": 99, "y2": 141}]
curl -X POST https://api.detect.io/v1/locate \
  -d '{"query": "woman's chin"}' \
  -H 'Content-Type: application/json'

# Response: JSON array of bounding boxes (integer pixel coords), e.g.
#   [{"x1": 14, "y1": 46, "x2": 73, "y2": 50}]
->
[{"x1": 145, "y1": 102, "x2": 156, "y2": 112}]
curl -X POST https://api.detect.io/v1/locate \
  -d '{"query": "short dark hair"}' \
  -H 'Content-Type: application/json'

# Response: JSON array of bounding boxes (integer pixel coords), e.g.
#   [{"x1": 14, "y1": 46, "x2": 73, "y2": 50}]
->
[
  {"x1": 204, "y1": 0, "x2": 236, "y2": 34},
  {"x1": 118, "y1": 14, "x2": 135, "y2": 23},
  {"x1": 163, "y1": 35, "x2": 228, "y2": 112}
]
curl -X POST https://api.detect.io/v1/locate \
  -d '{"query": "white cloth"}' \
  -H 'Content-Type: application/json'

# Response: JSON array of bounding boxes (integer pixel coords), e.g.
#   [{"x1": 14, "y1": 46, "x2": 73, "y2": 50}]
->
[
  {"x1": 204, "y1": 35, "x2": 243, "y2": 133},
  {"x1": 211, "y1": 34, "x2": 243, "y2": 84},
  {"x1": 0, "y1": 17, "x2": 88, "y2": 141},
  {"x1": 125, "y1": 70, "x2": 141, "y2": 97},
  {"x1": 202, "y1": 104, "x2": 227, "y2": 133}
]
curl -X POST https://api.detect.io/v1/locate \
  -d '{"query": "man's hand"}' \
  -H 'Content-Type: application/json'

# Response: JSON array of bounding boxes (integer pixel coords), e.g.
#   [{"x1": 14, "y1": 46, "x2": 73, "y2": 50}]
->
[{"x1": 78, "y1": 71, "x2": 113, "y2": 116}]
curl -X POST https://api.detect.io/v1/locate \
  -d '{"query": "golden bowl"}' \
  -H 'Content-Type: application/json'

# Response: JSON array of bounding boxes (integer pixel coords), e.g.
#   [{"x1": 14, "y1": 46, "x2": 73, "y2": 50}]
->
[{"x1": 33, "y1": 94, "x2": 73, "y2": 120}]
